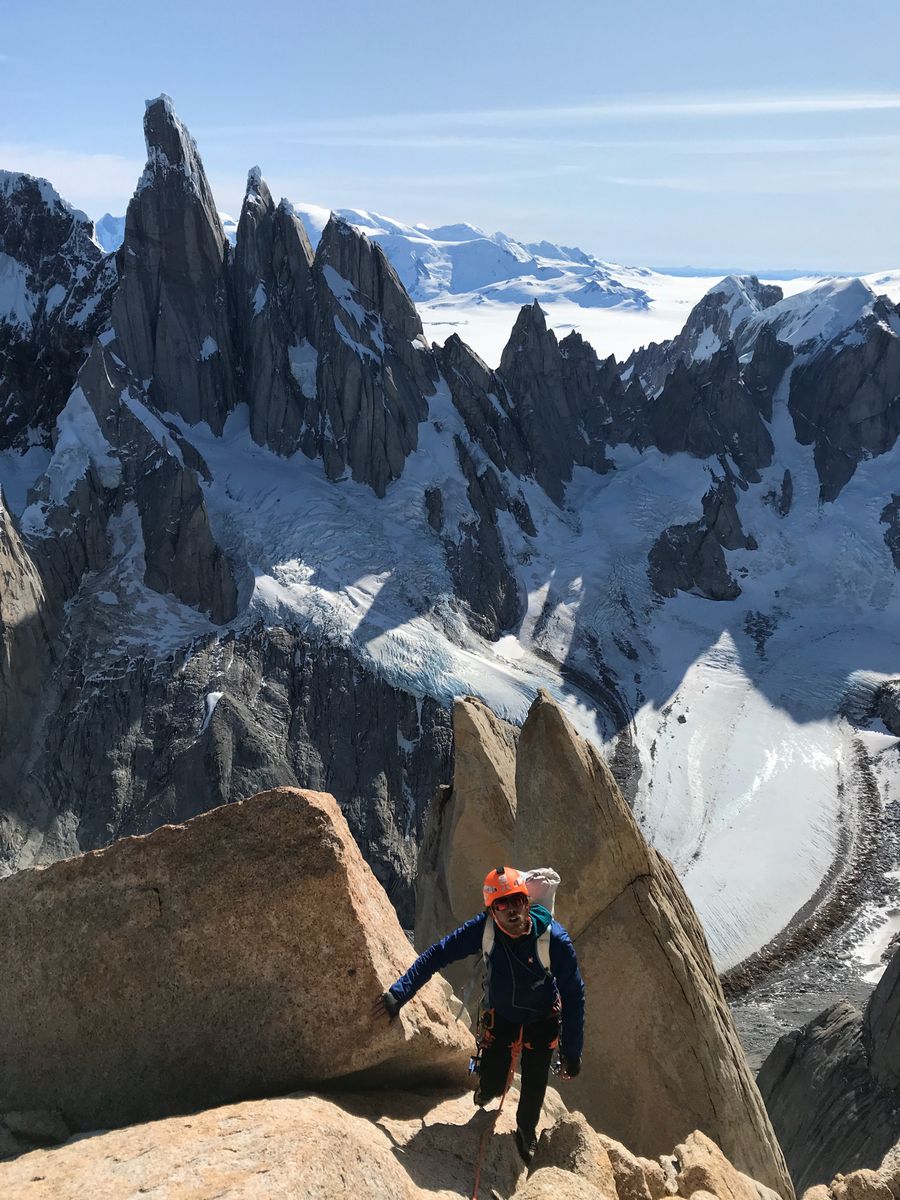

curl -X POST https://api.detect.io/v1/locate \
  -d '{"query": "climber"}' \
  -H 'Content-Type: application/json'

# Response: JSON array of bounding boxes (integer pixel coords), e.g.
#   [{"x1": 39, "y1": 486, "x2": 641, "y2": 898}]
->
[{"x1": 372, "y1": 866, "x2": 585, "y2": 1164}]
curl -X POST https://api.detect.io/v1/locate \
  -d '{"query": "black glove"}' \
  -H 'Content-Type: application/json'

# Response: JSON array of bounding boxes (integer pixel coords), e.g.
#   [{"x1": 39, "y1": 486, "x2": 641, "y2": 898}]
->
[
  {"x1": 372, "y1": 990, "x2": 401, "y2": 1021},
  {"x1": 559, "y1": 1054, "x2": 581, "y2": 1079}
]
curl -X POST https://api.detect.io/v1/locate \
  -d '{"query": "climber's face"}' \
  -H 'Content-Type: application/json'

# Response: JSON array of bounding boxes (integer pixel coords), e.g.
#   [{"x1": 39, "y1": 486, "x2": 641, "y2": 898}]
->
[{"x1": 491, "y1": 893, "x2": 531, "y2": 937}]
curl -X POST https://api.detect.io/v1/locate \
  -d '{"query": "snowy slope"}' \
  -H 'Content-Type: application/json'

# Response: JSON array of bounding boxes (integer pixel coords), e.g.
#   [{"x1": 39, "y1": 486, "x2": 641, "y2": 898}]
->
[
  {"x1": 129, "y1": 377, "x2": 896, "y2": 973},
  {"x1": 12, "y1": 158, "x2": 898, "y2": 981},
  {"x1": 94, "y1": 213, "x2": 125, "y2": 254},
  {"x1": 4, "y1": 255, "x2": 900, "y2": 973},
  {"x1": 738, "y1": 276, "x2": 899, "y2": 353}
]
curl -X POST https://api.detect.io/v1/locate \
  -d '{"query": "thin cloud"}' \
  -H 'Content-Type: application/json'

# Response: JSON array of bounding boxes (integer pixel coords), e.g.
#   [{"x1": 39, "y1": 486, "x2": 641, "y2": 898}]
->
[
  {"x1": 605, "y1": 168, "x2": 900, "y2": 195},
  {"x1": 273, "y1": 131, "x2": 900, "y2": 157},
  {"x1": 197, "y1": 91, "x2": 900, "y2": 139}
]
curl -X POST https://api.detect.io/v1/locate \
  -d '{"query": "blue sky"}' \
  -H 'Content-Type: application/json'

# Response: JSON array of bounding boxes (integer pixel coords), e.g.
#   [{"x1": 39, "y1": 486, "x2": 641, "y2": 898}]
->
[{"x1": 2, "y1": 0, "x2": 899, "y2": 271}]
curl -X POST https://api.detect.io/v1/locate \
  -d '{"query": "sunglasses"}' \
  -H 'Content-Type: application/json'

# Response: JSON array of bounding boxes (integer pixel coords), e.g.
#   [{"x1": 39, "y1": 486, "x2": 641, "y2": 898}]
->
[{"x1": 492, "y1": 894, "x2": 529, "y2": 912}]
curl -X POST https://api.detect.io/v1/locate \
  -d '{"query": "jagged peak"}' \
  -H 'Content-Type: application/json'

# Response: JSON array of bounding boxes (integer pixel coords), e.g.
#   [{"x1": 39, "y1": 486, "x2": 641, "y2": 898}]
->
[
  {"x1": 704, "y1": 273, "x2": 782, "y2": 314},
  {"x1": 440, "y1": 332, "x2": 495, "y2": 391},
  {"x1": 239, "y1": 167, "x2": 274, "y2": 222},
  {"x1": 139, "y1": 95, "x2": 213, "y2": 204},
  {"x1": 0, "y1": 170, "x2": 91, "y2": 226},
  {"x1": 314, "y1": 213, "x2": 365, "y2": 272},
  {"x1": 518, "y1": 299, "x2": 550, "y2": 332},
  {"x1": 502, "y1": 299, "x2": 551, "y2": 348},
  {"x1": 314, "y1": 211, "x2": 420, "y2": 336},
  {"x1": 558, "y1": 328, "x2": 597, "y2": 361},
  {"x1": 319, "y1": 212, "x2": 360, "y2": 242}
]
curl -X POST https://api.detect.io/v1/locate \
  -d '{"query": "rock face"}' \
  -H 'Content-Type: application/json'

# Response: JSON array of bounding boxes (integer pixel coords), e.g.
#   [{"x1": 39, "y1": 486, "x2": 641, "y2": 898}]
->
[
  {"x1": 881, "y1": 499, "x2": 900, "y2": 571},
  {"x1": 510, "y1": 692, "x2": 793, "y2": 1198},
  {"x1": 0, "y1": 627, "x2": 452, "y2": 925},
  {"x1": 0, "y1": 171, "x2": 117, "y2": 450},
  {"x1": 0, "y1": 1085, "x2": 561, "y2": 1200},
  {"x1": 0, "y1": 787, "x2": 471, "y2": 1133},
  {"x1": 305, "y1": 214, "x2": 437, "y2": 496},
  {"x1": 649, "y1": 475, "x2": 754, "y2": 601},
  {"x1": 758, "y1": 935, "x2": 900, "y2": 1191},
  {"x1": 415, "y1": 696, "x2": 518, "y2": 993},
  {"x1": 233, "y1": 170, "x2": 317, "y2": 455},
  {"x1": 875, "y1": 679, "x2": 900, "y2": 735},
  {"x1": 112, "y1": 94, "x2": 238, "y2": 433},
  {"x1": 788, "y1": 299, "x2": 900, "y2": 501},
  {"x1": 0, "y1": 499, "x2": 58, "y2": 854},
  {"x1": 498, "y1": 303, "x2": 611, "y2": 504},
  {"x1": 0, "y1": 1084, "x2": 800, "y2": 1200},
  {"x1": 624, "y1": 275, "x2": 783, "y2": 400},
  {"x1": 646, "y1": 346, "x2": 774, "y2": 479}
]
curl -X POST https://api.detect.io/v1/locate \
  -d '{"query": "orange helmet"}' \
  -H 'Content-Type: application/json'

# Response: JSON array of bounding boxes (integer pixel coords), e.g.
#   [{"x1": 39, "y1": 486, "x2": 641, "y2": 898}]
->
[{"x1": 482, "y1": 866, "x2": 529, "y2": 908}]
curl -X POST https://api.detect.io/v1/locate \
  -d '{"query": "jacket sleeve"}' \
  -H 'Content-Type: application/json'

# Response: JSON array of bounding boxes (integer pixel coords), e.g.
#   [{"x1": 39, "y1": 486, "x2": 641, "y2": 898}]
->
[
  {"x1": 550, "y1": 923, "x2": 585, "y2": 1060},
  {"x1": 388, "y1": 912, "x2": 487, "y2": 1007}
]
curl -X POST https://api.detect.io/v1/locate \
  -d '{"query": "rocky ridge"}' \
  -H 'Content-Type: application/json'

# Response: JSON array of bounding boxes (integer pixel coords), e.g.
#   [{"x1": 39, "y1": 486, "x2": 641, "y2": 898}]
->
[
  {"x1": 0, "y1": 171, "x2": 116, "y2": 449},
  {"x1": 757, "y1": 928, "x2": 900, "y2": 1192},
  {"x1": 415, "y1": 690, "x2": 793, "y2": 1199},
  {"x1": 5, "y1": 774, "x2": 900, "y2": 1200}
]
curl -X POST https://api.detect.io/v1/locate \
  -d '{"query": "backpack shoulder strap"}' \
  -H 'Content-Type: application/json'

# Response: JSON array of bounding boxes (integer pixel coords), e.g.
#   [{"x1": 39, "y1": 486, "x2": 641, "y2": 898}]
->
[
  {"x1": 481, "y1": 914, "x2": 495, "y2": 961},
  {"x1": 536, "y1": 927, "x2": 552, "y2": 973}
]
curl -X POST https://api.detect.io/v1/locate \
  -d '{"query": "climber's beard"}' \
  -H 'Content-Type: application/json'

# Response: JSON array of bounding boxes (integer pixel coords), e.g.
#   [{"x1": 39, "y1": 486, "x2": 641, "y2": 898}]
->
[{"x1": 492, "y1": 903, "x2": 531, "y2": 938}]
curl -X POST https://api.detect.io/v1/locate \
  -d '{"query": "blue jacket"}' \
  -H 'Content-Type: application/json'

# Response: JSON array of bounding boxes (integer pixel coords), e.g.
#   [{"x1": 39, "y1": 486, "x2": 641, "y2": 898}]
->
[{"x1": 389, "y1": 906, "x2": 585, "y2": 1059}]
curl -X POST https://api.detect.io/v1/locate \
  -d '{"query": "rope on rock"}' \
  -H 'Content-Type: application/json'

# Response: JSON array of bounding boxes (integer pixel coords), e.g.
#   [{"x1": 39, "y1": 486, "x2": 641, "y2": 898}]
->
[{"x1": 471, "y1": 1027, "x2": 524, "y2": 1200}]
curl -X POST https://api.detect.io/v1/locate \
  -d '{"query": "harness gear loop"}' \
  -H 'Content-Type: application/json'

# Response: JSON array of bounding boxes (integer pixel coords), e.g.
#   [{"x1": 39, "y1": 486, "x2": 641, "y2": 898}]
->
[{"x1": 470, "y1": 1026, "x2": 524, "y2": 1200}]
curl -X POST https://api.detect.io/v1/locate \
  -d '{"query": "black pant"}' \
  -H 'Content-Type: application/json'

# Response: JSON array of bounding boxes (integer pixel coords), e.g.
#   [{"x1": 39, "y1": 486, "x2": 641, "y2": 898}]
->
[{"x1": 478, "y1": 1008, "x2": 560, "y2": 1139}]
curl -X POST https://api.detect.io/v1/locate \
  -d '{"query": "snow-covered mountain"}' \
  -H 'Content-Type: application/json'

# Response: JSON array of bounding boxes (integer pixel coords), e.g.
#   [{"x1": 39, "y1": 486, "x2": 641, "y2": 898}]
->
[
  {"x1": 91, "y1": 198, "x2": 900, "y2": 369},
  {"x1": 96, "y1": 199, "x2": 652, "y2": 310},
  {"x1": 2, "y1": 97, "x2": 900, "y2": 1050}
]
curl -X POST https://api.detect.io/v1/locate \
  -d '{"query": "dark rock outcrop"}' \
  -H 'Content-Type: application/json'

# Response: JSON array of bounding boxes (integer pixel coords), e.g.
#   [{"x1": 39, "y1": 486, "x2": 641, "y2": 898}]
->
[
  {"x1": 439, "y1": 333, "x2": 530, "y2": 476},
  {"x1": 111, "y1": 95, "x2": 238, "y2": 433},
  {"x1": 881, "y1": 497, "x2": 900, "y2": 570},
  {"x1": 233, "y1": 170, "x2": 317, "y2": 454},
  {"x1": 648, "y1": 475, "x2": 752, "y2": 601},
  {"x1": 22, "y1": 338, "x2": 238, "y2": 624},
  {"x1": 758, "y1": 937, "x2": 900, "y2": 1191},
  {"x1": 445, "y1": 435, "x2": 524, "y2": 638},
  {"x1": 499, "y1": 302, "x2": 611, "y2": 504},
  {"x1": 0, "y1": 624, "x2": 450, "y2": 924},
  {"x1": 0, "y1": 171, "x2": 117, "y2": 449},
  {"x1": 306, "y1": 215, "x2": 437, "y2": 496},
  {"x1": 876, "y1": 680, "x2": 900, "y2": 735},
  {"x1": 625, "y1": 275, "x2": 783, "y2": 398},
  {"x1": 233, "y1": 177, "x2": 440, "y2": 494},
  {"x1": 647, "y1": 346, "x2": 774, "y2": 480},
  {"x1": 789, "y1": 299, "x2": 900, "y2": 501}
]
